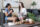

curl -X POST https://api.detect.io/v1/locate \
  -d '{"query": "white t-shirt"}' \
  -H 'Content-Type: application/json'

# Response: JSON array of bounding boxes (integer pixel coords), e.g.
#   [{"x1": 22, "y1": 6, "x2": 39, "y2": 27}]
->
[
  {"x1": 20, "y1": 8, "x2": 27, "y2": 15},
  {"x1": 18, "y1": 8, "x2": 27, "y2": 20}
]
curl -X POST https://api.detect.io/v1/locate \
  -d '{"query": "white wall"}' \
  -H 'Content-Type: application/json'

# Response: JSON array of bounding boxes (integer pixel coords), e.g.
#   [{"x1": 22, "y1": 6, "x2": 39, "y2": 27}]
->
[
  {"x1": 19, "y1": 0, "x2": 32, "y2": 9},
  {"x1": 0, "y1": 0, "x2": 2, "y2": 12},
  {"x1": 2, "y1": 0, "x2": 19, "y2": 13},
  {"x1": 0, "y1": 0, "x2": 2, "y2": 8},
  {"x1": 0, "y1": 0, "x2": 40, "y2": 10},
  {"x1": 33, "y1": 0, "x2": 40, "y2": 9},
  {"x1": 20, "y1": 0, "x2": 40, "y2": 9}
]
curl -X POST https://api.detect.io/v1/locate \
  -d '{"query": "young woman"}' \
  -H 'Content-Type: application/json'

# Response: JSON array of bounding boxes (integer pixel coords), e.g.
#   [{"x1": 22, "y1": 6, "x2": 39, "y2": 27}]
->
[
  {"x1": 18, "y1": 2, "x2": 34, "y2": 24},
  {"x1": 5, "y1": 3, "x2": 17, "y2": 24},
  {"x1": 18, "y1": 2, "x2": 27, "y2": 21}
]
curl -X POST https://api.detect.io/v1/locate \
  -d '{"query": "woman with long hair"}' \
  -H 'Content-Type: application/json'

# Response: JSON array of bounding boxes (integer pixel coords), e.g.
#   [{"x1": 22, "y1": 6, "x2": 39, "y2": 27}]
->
[
  {"x1": 5, "y1": 3, "x2": 17, "y2": 24},
  {"x1": 18, "y1": 2, "x2": 27, "y2": 21},
  {"x1": 18, "y1": 2, "x2": 34, "y2": 24}
]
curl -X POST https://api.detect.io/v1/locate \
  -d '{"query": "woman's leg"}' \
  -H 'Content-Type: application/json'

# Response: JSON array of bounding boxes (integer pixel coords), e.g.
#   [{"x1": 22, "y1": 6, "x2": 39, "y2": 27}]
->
[{"x1": 8, "y1": 17, "x2": 17, "y2": 23}]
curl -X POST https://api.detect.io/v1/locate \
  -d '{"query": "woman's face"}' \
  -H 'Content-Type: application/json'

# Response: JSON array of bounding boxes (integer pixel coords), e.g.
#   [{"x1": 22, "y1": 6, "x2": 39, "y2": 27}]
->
[{"x1": 8, "y1": 5, "x2": 11, "y2": 9}]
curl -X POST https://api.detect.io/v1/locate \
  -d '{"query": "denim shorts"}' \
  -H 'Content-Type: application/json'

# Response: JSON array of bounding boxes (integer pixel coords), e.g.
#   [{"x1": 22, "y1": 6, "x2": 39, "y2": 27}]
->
[
  {"x1": 5, "y1": 16, "x2": 8, "y2": 24},
  {"x1": 5, "y1": 16, "x2": 8, "y2": 20}
]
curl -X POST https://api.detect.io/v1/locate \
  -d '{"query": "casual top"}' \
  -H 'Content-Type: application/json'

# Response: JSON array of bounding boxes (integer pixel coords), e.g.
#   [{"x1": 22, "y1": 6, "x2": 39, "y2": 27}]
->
[
  {"x1": 5, "y1": 8, "x2": 12, "y2": 20},
  {"x1": 20, "y1": 8, "x2": 27, "y2": 16},
  {"x1": 18, "y1": 8, "x2": 27, "y2": 20}
]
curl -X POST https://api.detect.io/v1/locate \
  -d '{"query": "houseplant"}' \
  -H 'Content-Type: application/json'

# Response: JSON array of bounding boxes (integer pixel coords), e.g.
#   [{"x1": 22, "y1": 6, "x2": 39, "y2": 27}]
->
[
  {"x1": 27, "y1": 12, "x2": 37, "y2": 21},
  {"x1": 38, "y1": 16, "x2": 40, "y2": 22},
  {"x1": 31, "y1": 1, "x2": 37, "y2": 9}
]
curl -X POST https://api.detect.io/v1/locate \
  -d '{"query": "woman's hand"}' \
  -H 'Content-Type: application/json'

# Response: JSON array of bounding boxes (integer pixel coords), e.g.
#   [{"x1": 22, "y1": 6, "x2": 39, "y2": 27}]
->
[{"x1": 10, "y1": 10, "x2": 12, "y2": 13}]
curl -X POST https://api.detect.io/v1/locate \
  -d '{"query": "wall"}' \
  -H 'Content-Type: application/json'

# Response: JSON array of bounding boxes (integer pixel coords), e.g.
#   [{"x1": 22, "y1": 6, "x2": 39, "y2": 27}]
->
[
  {"x1": 33, "y1": 0, "x2": 40, "y2": 9},
  {"x1": 0, "y1": 0, "x2": 40, "y2": 10},
  {"x1": 0, "y1": 0, "x2": 2, "y2": 12},
  {"x1": 19, "y1": 0, "x2": 32, "y2": 9},
  {"x1": 1, "y1": 0, "x2": 19, "y2": 14},
  {"x1": 20, "y1": 0, "x2": 40, "y2": 9}
]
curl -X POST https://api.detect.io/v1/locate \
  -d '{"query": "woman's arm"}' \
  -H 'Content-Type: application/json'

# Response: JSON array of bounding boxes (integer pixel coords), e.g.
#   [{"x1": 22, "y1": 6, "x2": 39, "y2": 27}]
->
[
  {"x1": 5, "y1": 10, "x2": 12, "y2": 16},
  {"x1": 5, "y1": 12, "x2": 9, "y2": 16},
  {"x1": 5, "y1": 9, "x2": 8, "y2": 16},
  {"x1": 5, "y1": 8, "x2": 13, "y2": 16}
]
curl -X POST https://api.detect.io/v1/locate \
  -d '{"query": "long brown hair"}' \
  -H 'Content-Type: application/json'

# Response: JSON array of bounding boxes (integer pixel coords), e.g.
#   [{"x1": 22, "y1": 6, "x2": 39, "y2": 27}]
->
[
  {"x1": 5, "y1": 3, "x2": 11, "y2": 8},
  {"x1": 19, "y1": 2, "x2": 24, "y2": 11}
]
